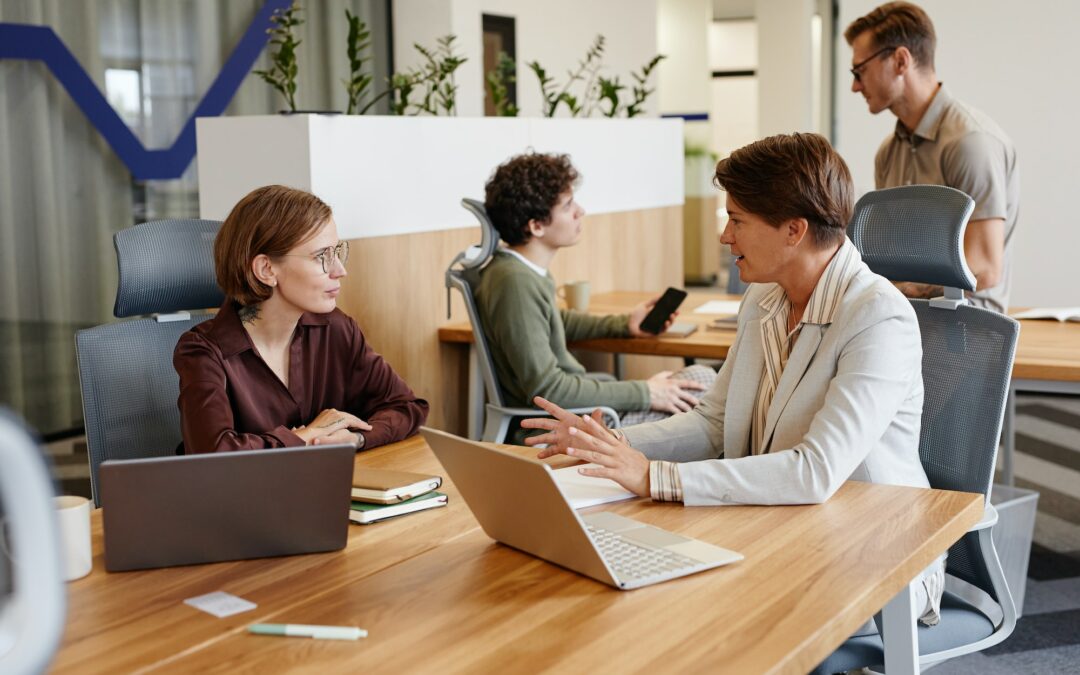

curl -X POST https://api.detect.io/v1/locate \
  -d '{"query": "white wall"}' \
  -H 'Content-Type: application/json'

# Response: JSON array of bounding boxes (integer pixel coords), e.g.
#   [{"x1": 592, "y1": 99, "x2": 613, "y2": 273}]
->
[
  {"x1": 658, "y1": 0, "x2": 711, "y2": 148},
  {"x1": 709, "y1": 20, "x2": 758, "y2": 157},
  {"x1": 393, "y1": 0, "x2": 659, "y2": 119},
  {"x1": 197, "y1": 116, "x2": 684, "y2": 238},
  {"x1": 835, "y1": 0, "x2": 1079, "y2": 307},
  {"x1": 755, "y1": 0, "x2": 814, "y2": 136},
  {"x1": 658, "y1": 0, "x2": 710, "y2": 115}
]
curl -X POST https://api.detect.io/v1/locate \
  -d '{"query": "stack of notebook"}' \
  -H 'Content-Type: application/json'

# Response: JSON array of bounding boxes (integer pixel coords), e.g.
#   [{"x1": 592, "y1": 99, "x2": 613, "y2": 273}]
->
[{"x1": 348, "y1": 467, "x2": 447, "y2": 525}]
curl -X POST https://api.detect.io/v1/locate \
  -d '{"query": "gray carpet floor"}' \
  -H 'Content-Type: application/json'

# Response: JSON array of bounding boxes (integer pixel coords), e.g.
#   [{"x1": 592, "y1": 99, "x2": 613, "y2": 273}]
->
[{"x1": 929, "y1": 392, "x2": 1080, "y2": 674}]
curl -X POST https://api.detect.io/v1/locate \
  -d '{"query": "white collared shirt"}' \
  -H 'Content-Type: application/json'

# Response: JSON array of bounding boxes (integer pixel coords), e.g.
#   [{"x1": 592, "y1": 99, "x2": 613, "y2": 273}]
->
[{"x1": 501, "y1": 248, "x2": 548, "y2": 278}]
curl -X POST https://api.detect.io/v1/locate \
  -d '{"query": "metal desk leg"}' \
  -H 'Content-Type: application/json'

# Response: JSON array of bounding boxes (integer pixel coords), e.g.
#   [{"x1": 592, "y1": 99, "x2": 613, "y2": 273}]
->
[
  {"x1": 882, "y1": 581, "x2": 920, "y2": 674},
  {"x1": 613, "y1": 353, "x2": 625, "y2": 380},
  {"x1": 1002, "y1": 385, "x2": 1016, "y2": 486},
  {"x1": 467, "y1": 345, "x2": 484, "y2": 441}
]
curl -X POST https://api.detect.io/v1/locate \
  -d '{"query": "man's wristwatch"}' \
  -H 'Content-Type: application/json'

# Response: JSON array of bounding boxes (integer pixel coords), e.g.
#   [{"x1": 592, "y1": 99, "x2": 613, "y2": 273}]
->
[{"x1": 353, "y1": 432, "x2": 366, "y2": 449}]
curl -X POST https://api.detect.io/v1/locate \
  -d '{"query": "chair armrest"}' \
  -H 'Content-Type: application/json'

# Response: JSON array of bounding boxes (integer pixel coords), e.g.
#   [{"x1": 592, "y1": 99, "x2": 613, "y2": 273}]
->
[
  {"x1": 485, "y1": 404, "x2": 621, "y2": 428},
  {"x1": 969, "y1": 503, "x2": 998, "y2": 532}
]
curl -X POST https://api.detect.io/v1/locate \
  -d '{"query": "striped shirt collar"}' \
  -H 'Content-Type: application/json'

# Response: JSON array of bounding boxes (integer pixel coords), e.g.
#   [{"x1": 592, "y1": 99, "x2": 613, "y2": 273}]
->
[
  {"x1": 750, "y1": 237, "x2": 860, "y2": 455},
  {"x1": 758, "y1": 237, "x2": 861, "y2": 328}
]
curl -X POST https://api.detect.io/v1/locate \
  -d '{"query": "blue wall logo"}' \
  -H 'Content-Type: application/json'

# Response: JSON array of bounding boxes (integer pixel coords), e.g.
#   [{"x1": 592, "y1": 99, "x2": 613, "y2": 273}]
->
[{"x1": 0, "y1": 0, "x2": 290, "y2": 180}]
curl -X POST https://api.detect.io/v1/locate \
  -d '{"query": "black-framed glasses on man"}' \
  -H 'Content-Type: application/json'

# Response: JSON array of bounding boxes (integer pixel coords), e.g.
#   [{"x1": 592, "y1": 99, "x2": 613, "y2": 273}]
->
[{"x1": 850, "y1": 46, "x2": 897, "y2": 82}]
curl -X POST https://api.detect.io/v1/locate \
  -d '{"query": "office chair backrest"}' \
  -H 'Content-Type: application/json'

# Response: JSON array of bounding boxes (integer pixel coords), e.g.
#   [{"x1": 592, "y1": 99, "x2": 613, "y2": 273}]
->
[
  {"x1": 76, "y1": 219, "x2": 223, "y2": 506},
  {"x1": 0, "y1": 409, "x2": 66, "y2": 673},
  {"x1": 113, "y1": 219, "x2": 225, "y2": 317},
  {"x1": 848, "y1": 185, "x2": 976, "y2": 294},
  {"x1": 848, "y1": 185, "x2": 1019, "y2": 602},
  {"x1": 446, "y1": 199, "x2": 507, "y2": 407}
]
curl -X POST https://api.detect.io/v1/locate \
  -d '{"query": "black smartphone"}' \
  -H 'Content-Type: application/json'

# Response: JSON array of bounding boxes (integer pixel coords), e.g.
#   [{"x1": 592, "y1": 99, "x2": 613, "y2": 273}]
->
[{"x1": 639, "y1": 287, "x2": 688, "y2": 334}]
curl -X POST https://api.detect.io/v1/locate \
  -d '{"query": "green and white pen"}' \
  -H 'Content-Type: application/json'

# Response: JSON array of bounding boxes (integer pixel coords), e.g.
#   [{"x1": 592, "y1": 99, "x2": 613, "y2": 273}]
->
[{"x1": 248, "y1": 623, "x2": 367, "y2": 640}]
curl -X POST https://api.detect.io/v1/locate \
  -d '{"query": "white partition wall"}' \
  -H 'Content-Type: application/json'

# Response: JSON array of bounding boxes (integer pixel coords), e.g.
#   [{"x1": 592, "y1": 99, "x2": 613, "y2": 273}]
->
[{"x1": 197, "y1": 115, "x2": 684, "y2": 238}]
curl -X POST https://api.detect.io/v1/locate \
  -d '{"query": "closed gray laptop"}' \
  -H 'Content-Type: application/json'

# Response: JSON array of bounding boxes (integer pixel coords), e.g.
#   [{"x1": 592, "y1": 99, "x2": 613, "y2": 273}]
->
[
  {"x1": 100, "y1": 444, "x2": 355, "y2": 572},
  {"x1": 420, "y1": 427, "x2": 742, "y2": 590}
]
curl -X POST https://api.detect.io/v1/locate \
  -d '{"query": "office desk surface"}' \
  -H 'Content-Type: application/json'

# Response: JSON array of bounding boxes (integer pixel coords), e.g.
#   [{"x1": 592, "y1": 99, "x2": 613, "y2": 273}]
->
[
  {"x1": 56, "y1": 437, "x2": 981, "y2": 675},
  {"x1": 1009, "y1": 315, "x2": 1080, "y2": 382},
  {"x1": 439, "y1": 291, "x2": 742, "y2": 361},
  {"x1": 54, "y1": 437, "x2": 574, "y2": 674},
  {"x1": 440, "y1": 290, "x2": 1080, "y2": 381}
]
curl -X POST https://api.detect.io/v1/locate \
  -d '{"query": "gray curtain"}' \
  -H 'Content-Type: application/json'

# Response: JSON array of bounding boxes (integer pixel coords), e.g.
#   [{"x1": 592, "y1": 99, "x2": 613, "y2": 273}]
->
[{"x1": 0, "y1": 0, "x2": 390, "y2": 435}]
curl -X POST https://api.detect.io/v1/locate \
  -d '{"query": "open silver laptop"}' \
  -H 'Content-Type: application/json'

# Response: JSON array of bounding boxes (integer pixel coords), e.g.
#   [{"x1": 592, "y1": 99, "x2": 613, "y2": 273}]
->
[
  {"x1": 99, "y1": 444, "x2": 355, "y2": 572},
  {"x1": 420, "y1": 428, "x2": 742, "y2": 590}
]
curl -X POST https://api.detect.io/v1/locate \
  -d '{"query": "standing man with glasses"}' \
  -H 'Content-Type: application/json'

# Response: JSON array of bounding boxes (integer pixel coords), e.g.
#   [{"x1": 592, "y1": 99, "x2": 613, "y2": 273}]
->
[{"x1": 845, "y1": 1, "x2": 1020, "y2": 313}]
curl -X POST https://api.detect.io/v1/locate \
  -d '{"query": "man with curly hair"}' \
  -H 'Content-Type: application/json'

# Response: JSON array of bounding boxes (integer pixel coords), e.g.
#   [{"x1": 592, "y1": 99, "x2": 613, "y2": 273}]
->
[{"x1": 474, "y1": 152, "x2": 713, "y2": 435}]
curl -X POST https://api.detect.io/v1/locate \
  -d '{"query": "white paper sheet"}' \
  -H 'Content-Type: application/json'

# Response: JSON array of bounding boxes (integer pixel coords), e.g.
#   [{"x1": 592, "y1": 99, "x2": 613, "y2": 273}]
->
[
  {"x1": 553, "y1": 464, "x2": 637, "y2": 509},
  {"x1": 692, "y1": 300, "x2": 742, "y2": 315},
  {"x1": 184, "y1": 591, "x2": 257, "y2": 618}
]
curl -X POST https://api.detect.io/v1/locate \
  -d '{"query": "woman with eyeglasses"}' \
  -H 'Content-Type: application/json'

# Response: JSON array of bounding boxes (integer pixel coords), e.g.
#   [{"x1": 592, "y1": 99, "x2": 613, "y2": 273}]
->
[{"x1": 174, "y1": 184, "x2": 428, "y2": 453}]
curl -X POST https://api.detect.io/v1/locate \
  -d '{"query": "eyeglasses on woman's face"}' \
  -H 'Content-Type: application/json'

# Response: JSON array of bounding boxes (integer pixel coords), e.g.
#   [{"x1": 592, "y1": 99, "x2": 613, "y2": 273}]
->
[
  {"x1": 280, "y1": 240, "x2": 350, "y2": 274},
  {"x1": 313, "y1": 241, "x2": 349, "y2": 274}
]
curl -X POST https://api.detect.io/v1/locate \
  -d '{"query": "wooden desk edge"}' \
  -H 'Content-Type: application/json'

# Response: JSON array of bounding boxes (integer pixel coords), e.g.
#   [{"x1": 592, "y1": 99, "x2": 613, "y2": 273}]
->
[{"x1": 782, "y1": 488, "x2": 984, "y2": 675}]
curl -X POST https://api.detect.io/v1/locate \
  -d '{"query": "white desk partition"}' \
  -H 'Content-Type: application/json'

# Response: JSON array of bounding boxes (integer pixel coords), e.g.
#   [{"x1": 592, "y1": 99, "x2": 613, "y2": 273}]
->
[{"x1": 197, "y1": 115, "x2": 684, "y2": 239}]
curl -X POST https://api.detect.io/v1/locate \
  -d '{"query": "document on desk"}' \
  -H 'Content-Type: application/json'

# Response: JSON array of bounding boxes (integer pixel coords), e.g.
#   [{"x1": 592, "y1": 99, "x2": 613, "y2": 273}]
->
[
  {"x1": 184, "y1": 591, "x2": 257, "y2": 618},
  {"x1": 692, "y1": 300, "x2": 742, "y2": 316},
  {"x1": 552, "y1": 464, "x2": 636, "y2": 509}
]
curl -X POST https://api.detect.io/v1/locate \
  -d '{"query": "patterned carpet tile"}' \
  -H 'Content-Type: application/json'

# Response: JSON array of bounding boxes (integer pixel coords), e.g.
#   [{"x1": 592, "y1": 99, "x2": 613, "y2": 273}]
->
[
  {"x1": 1027, "y1": 544, "x2": 1080, "y2": 582},
  {"x1": 983, "y1": 608, "x2": 1080, "y2": 655},
  {"x1": 930, "y1": 643, "x2": 1080, "y2": 675}
]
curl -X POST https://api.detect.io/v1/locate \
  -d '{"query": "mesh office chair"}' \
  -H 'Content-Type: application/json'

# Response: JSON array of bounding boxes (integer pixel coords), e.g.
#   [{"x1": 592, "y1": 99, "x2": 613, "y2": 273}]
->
[
  {"x1": 0, "y1": 409, "x2": 66, "y2": 674},
  {"x1": 446, "y1": 199, "x2": 618, "y2": 443},
  {"x1": 76, "y1": 219, "x2": 223, "y2": 506},
  {"x1": 812, "y1": 185, "x2": 1021, "y2": 673}
]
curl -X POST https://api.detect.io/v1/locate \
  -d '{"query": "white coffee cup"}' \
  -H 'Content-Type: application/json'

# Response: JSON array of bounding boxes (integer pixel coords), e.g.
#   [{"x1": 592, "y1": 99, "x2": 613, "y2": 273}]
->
[
  {"x1": 54, "y1": 495, "x2": 92, "y2": 581},
  {"x1": 558, "y1": 280, "x2": 591, "y2": 312}
]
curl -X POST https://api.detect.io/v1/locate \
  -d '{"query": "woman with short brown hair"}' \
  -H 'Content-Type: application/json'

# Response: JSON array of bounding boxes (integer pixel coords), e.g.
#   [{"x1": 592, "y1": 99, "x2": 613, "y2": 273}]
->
[
  {"x1": 174, "y1": 185, "x2": 428, "y2": 453},
  {"x1": 524, "y1": 133, "x2": 944, "y2": 626}
]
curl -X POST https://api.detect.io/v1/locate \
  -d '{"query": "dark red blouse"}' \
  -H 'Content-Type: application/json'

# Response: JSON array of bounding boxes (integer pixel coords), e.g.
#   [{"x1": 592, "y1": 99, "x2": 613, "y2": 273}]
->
[{"x1": 174, "y1": 301, "x2": 428, "y2": 453}]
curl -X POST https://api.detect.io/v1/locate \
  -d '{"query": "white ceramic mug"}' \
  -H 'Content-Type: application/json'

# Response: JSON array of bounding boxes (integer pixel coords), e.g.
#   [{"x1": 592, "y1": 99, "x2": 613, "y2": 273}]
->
[
  {"x1": 54, "y1": 496, "x2": 92, "y2": 581},
  {"x1": 558, "y1": 280, "x2": 591, "y2": 312}
]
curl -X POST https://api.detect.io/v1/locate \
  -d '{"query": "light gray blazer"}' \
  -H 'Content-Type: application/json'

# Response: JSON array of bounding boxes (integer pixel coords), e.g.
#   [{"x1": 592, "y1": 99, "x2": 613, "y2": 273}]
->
[{"x1": 624, "y1": 262, "x2": 929, "y2": 506}]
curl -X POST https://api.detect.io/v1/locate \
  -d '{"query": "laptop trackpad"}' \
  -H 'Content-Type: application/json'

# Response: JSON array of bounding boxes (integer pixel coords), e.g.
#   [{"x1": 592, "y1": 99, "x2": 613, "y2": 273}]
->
[{"x1": 619, "y1": 525, "x2": 691, "y2": 548}]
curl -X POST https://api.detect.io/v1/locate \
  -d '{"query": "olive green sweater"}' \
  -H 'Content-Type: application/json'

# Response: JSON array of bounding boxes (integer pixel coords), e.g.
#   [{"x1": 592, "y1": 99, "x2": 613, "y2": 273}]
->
[{"x1": 473, "y1": 250, "x2": 650, "y2": 411}]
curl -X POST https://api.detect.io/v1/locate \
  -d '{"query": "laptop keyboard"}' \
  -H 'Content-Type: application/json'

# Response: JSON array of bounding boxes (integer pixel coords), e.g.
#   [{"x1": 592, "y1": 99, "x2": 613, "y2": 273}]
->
[{"x1": 586, "y1": 524, "x2": 699, "y2": 580}]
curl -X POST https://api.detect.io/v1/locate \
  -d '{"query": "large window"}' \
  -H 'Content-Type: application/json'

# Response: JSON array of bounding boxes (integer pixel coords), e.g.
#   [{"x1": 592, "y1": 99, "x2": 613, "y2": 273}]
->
[{"x1": 0, "y1": 0, "x2": 392, "y2": 441}]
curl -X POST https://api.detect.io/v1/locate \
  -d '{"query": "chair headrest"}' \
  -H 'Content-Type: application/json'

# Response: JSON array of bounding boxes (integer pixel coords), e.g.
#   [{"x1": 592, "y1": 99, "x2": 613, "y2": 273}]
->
[
  {"x1": 847, "y1": 185, "x2": 976, "y2": 291},
  {"x1": 113, "y1": 219, "x2": 225, "y2": 318},
  {"x1": 458, "y1": 198, "x2": 500, "y2": 270}
]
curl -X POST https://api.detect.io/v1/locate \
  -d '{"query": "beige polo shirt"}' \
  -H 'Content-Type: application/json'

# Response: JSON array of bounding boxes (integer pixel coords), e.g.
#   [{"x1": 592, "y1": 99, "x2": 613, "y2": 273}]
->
[{"x1": 875, "y1": 84, "x2": 1020, "y2": 313}]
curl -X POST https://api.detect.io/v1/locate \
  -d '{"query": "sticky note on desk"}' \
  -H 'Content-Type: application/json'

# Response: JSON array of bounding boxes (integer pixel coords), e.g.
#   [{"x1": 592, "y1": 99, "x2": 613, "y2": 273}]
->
[{"x1": 184, "y1": 591, "x2": 257, "y2": 618}]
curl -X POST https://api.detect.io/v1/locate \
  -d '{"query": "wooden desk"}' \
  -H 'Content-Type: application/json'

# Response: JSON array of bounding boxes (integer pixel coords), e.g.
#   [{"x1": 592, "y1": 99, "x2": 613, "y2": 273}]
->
[
  {"x1": 439, "y1": 290, "x2": 741, "y2": 362},
  {"x1": 55, "y1": 437, "x2": 981, "y2": 674},
  {"x1": 440, "y1": 291, "x2": 1080, "y2": 484},
  {"x1": 53, "y1": 437, "x2": 554, "y2": 674},
  {"x1": 1002, "y1": 316, "x2": 1080, "y2": 484},
  {"x1": 438, "y1": 291, "x2": 742, "y2": 437}
]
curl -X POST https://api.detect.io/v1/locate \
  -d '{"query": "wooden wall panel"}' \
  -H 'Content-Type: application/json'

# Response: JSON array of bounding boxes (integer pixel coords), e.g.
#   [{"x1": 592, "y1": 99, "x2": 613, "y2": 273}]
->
[
  {"x1": 683, "y1": 194, "x2": 721, "y2": 284},
  {"x1": 337, "y1": 206, "x2": 684, "y2": 435}
]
